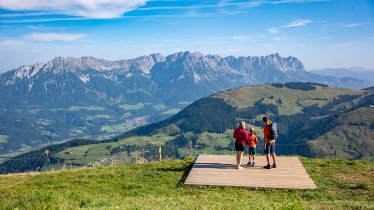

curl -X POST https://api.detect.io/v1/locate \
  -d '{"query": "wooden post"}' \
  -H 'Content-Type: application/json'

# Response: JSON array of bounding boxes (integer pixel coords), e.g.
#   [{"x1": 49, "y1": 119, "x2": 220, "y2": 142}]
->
[
  {"x1": 44, "y1": 150, "x2": 50, "y2": 168},
  {"x1": 158, "y1": 146, "x2": 162, "y2": 161}
]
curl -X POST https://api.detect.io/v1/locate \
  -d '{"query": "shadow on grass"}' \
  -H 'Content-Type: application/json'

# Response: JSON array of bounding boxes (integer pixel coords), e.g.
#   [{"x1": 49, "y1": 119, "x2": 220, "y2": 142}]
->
[
  {"x1": 177, "y1": 159, "x2": 196, "y2": 187},
  {"x1": 154, "y1": 158, "x2": 196, "y2": 187}
]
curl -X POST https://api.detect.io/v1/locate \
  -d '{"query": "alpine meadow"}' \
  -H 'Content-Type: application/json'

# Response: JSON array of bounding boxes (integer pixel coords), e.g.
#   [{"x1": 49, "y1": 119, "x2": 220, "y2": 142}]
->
[{"x1": 0, "y1": 0, "x2": 373, "y2": 209}]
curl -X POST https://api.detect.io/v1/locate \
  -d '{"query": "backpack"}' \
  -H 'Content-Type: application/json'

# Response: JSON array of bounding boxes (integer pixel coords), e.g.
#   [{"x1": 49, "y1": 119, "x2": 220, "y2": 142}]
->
[{"x1": 267, "y1": 123, "x2": 278, "y2": 139}]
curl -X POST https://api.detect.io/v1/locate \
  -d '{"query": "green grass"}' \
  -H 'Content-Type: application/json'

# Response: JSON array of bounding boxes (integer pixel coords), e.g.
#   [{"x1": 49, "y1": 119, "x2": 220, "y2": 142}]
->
[
  {"x1": 214, "y1": 84, "x2": 364, "y2": 115},
  {"x1": 156, "y1": 124, "x2": 181, "y2": 135},
  {"x1": 197, "y1": 132, "x2": 231, "y2": 147},
  {"x1": 20, "y1": 144, "x2": 32, "y2": 150},
  {"x1": 338, "y1": 107, "x2": 374, "y2": 124},
  {"x1": 194, "y1": 131, "x2": 236, "y2": 155},
  {"x1": 40, "y1": 131, "x2": 60, "y2": 138},
  {"x1": 0, "y1": 157, "x2": 373, "y2": 209},
  {"x1": 119, "y1": 136, "x2": 174, "y2": 146},
  {"x1": 84, "y1": 115, "x2": 112, "y2": 120},
  {"x1": 67, "y1": 106, "x2": 105, "y2": 111},
  {"x1": 0, "y1": 135, "x2": 9, "y2": 143},
  {"x1": 118, "y1": 103, "x2": 144, "y2": 111},
  {"x1": 28, "y1": 109, "x2": 43, "y2": 114},
  {"x1": 161, "y1": 108, "x2": 181, "y2": 115},
  {"x1": 54, "y1": 136, "x2": 176, "y2": 166},
  {"x1": 50, "y1": 108, "x2": 64, "y2": 112},
  {"x1": 178, "y1": 101, "x2": 191, "y2": 105},
  {"x1": 153, "y1": 103, "x2": 167, "y2": 111},
  {"x1": 100, "y1": 123, "x2": 134, "y2": 133},
  {"x1": 307, "y1": 106, "x2": 374, "y2": 161},
  {"x1": 36, "y1": 119, "x2": 53, "y2": 126}
]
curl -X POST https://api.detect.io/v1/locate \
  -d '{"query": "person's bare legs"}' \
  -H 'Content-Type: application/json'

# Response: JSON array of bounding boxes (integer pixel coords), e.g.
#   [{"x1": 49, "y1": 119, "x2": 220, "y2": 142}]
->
[
  {"x1": 272, "y1": 153, "x2": 276, "y2": 166},
  {"x1": 236, "y1": 152, "x2": 240, "y2": 166},
  {"x1": 266, "y1": 154, "x2": 270, "y2": 165},
  {"x1": 238, "y1": 151, "x2": 244, "y2": 166}
]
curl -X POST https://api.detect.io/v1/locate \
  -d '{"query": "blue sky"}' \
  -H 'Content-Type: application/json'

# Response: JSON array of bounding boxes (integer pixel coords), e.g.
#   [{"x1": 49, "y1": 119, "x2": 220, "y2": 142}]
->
[{"x1": 0, "y1": 0, "x2": 373, "y2": 72}]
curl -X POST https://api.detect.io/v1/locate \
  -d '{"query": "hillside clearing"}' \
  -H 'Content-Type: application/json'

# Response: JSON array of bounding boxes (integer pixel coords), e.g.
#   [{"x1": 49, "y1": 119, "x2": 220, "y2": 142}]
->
[{"x1": 214, "y1": 85, "x2": 365, "y2": 113}]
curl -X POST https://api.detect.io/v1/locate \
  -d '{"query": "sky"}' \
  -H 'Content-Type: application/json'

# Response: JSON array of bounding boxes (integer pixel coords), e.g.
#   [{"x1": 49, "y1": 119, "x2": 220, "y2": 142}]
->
[{"x1": 0, "y1": 0, "x2": 373, "y2": 72}]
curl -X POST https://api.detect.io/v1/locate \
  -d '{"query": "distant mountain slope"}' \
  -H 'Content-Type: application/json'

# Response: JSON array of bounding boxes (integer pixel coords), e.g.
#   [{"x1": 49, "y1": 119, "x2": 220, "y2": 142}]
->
[
  {"x1": 310, "y1": 67, "x2": 374, "y2": 82},
  {"x1": 363, "y1": 86, "x2": 374, "y2": 90},
  {"x1": 1, "y1": 52, "x2": 373, "y2": 155}
]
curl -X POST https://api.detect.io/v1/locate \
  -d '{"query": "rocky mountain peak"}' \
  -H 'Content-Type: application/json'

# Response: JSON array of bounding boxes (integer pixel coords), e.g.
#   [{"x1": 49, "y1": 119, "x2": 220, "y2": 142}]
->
[
  {"x1": 12, "y1": 62, "x2": 45, "y2": 79},
  {"x1": 149, "y1": 53, "x2": 166, "y2": 62},
  {"x1": 44, "y1": 56, "x2": 116, "y2": 72}
]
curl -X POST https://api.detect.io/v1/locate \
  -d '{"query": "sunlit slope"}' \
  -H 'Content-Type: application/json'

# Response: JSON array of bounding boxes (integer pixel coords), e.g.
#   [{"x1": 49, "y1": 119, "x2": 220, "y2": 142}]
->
[{"x1": 0, "y1": 158, "x2": 373, "y2": 209}]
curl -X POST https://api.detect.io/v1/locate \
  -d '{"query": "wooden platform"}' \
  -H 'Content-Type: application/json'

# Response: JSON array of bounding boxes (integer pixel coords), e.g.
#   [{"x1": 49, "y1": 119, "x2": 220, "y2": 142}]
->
[{"x1": 184, "y1": 154, "x2": 317, "y2": 189}]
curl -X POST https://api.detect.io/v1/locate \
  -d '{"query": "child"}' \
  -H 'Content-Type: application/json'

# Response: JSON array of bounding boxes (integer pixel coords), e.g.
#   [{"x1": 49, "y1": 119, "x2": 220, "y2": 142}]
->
[{"x1": 247, "y1": 128, "x2": 258, "y2": 166}]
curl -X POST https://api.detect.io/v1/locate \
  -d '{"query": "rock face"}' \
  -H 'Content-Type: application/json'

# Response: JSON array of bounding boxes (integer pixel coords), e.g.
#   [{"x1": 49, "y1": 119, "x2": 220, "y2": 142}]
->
[
  {"x1": 0, "y1": 51, "x2": 373, "y2": 154},
  {"x1": 0, "y1": 51, "x2": 311, "y2": 108}
]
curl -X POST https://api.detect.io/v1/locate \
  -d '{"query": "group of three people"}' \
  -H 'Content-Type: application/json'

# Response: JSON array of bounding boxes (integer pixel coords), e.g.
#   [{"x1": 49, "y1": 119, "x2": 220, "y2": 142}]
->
[{"x1": 232, "y1": 116, "x2": 276, "y2": 170}]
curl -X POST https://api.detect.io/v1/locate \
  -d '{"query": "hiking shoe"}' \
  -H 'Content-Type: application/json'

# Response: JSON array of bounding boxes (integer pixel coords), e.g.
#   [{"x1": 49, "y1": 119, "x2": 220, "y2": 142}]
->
[
  {"x1": 272, "y1": 163, "x2": 277, "y2": 168},
  {"x1": 264, "y1": 164, "x2": 271, "y2": 169},
  {"x1": 237, "y1": 166, "x2": 244, "y2": 170},
  {"x1": 252, "y1": 162, "x2": 255, "y2": 166},
  {"x1": 246, "y1": 161, "x2": 251, "y2": 166}
]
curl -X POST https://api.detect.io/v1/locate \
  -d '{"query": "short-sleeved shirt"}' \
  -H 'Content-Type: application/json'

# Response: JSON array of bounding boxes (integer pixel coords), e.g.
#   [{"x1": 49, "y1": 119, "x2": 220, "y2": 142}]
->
[
  {"x1": 248, "y1": 133, "x2": 258, "y2": 148},
  {"x1": 233, "y1": 128, "x2": 248, "y2": 144},
  {"x1": 264, "y1": 125, "x2": 275, "y2": 143}
]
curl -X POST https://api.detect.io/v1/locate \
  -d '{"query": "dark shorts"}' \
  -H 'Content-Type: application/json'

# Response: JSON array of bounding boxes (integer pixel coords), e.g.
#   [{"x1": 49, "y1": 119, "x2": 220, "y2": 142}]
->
[
  {"x1": 264, "y1": 142, "x2": 275, "y2": 154},
  {"x1": 235, "y1": 143, "x2": 245, "y2": 151},
  {"x1": 248, "y1": 147, "x2": 256, "y2": 155}
]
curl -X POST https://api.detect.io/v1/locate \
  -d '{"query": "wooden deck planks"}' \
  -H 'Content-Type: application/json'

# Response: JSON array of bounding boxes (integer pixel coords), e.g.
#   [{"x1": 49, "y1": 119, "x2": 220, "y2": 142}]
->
[{"x1": 184, "y1": 154, "x2": 317, "y2": 189}]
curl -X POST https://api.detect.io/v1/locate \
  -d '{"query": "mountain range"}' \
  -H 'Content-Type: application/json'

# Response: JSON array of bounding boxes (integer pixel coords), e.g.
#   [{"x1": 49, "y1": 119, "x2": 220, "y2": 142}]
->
[
  {"x1": 309, "y1": 67, "x2": 374, "y2": 82},
  {"x1": 1, "y1": 51, "x2": 373, "y2": 155}
]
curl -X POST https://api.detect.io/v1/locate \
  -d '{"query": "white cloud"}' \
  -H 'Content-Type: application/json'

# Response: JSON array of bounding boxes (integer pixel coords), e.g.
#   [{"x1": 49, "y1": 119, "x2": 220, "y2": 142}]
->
[
  {"x1": 270, "y1": 37, "x2": 282, "y2": 41},
  {"x1": 344, "y1": 22, "x2": 371, "y2": 28},
  {"x1": 315, "y1": 36, "x2": 331, "y2": 40},
  {"x1": 268, "y1": 27, "x2": 279, "y2": 34},
  {"x1": 0, "y1": 39, "x2": 25, "y2": 46},
  {"x1": 273, "y1": 0, "x2": 333, "y2": 4},
  {"x1": 268, "y1": 19, "x2": 312, "y2": 33},
  {"x1": 285, "y1": 19, "x2": 313, "y2": 27},
  {"x1": 0, "y1": 0, "x2": 147, "y2": 18},
  {"x1": 26, "y1": 33, "x2": 85, "y2": 42},
  {"x1": 0, "y1": 17, "x2": 87, "y2": 23},
  {"x1": 335, "y1": 43, "x2": 352, "y2": 47},
  {"x1": 231, "y1": 35, "x2": 249, "y2": 42}
]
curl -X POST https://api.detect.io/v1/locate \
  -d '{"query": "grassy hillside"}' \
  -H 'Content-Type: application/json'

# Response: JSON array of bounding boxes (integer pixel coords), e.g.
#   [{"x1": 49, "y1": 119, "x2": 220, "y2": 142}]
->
[
  {"x1": 215, "y1": 84, "x2": 363, "y2": 114},
  {"x1": 0, "y1": 157, "x2": 373, "y2": 209},
  {"x1": 119, "y1": 83, "x2": 374, "y2": 160},
  {"x1": 53, "y1": 135, "x2": 174, "y2": 166},
  {"x1": 307, "y1": 107, "x2": 374, "y2": 160}
]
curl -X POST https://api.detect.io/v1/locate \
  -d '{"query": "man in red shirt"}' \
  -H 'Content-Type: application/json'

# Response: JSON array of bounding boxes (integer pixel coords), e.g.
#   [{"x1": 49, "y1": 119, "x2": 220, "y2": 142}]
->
[{"x1": 263, "y1": 116, "x2": 276, "y2": 169}]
